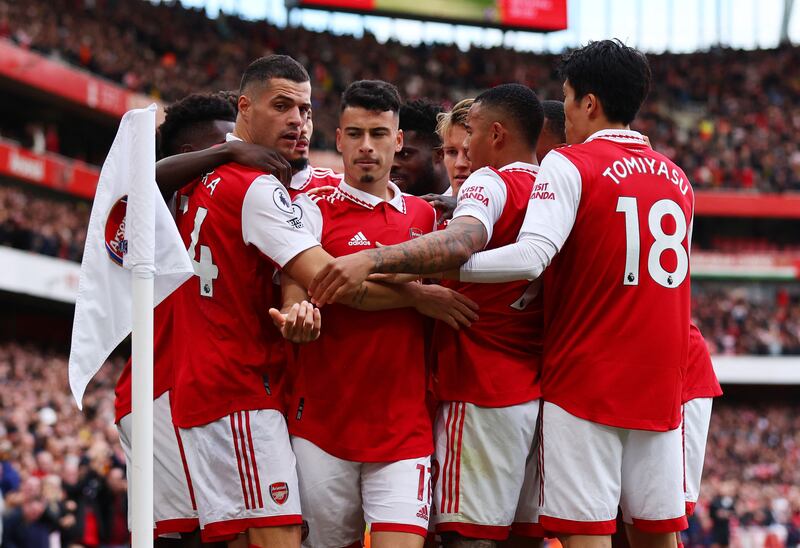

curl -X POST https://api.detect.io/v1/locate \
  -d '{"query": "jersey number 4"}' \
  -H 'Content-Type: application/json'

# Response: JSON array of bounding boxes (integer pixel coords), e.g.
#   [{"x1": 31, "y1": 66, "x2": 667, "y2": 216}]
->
[
  {"x1": 187, "y1": 207, "x2": 219, "y2": 297},
  {"x1": 616, "y1": 197, "x2": 689, "y2": 288}
]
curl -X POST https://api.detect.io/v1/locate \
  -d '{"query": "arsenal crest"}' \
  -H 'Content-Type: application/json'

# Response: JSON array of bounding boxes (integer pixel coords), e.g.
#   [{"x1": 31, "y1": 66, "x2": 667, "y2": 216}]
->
[
  {"x1": 409, "y1": 227, "x2": 423, "y2": 239},
  {"x1": 104, "y1": 196, "x2": 128, "y2": 266},
  {"x1": 270, "y1": 482, "x2": 289, "y2": 505}
]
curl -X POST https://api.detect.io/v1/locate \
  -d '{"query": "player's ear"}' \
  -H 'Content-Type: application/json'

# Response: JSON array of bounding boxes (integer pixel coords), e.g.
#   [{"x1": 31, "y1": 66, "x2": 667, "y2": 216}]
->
[
  {"x1": 491, "y1": 121, "x2": 504, "y2": 147},
  {"x1": 584, "y1": 93, "x2": 599, "y2": 118},
  {"x1": 396, "y1": 128, "x2": 404, "y2": 152},
  {"x1": 237, "y1": 94, "x2": 250, "y2": 119},
  {"x1": 335, "y1": 127, "x2": 343, "y2": 154}
]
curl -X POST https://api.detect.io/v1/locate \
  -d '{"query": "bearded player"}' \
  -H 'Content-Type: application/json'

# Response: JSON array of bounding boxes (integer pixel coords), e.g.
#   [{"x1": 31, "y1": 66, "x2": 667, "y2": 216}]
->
[
  {"x1": 285, "y1": 80, "x2": 479, "y2": 548},
  {"x1": 302, "y1": 83, "x2": 548, "y2": 547}
]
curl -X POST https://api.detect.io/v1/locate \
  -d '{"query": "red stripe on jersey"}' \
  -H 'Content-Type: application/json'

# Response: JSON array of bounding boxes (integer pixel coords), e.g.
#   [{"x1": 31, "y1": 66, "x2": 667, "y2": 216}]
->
[
  {"x1": 173, "y1": 425, "x2": 197, "y2": 511},
  {"x1": 440, "y1": 402, "x2": 454, "y2": 512},
  {"x1": 230, "y1": 414, "x2": 250, "y2": 509},
  {"x1": 245, "y1": 411, "x2": 264, "y2": 508},
  {"x1": 237, "y1": 411, "x2": 257, "y2": 509},
  {"x1": 453, "y1": 403, "x2": 466, "y2": 512}
]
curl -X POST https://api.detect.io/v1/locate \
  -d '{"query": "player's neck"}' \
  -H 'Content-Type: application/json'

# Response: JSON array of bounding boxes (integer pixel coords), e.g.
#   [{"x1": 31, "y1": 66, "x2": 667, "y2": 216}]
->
[
  {"x1": 581, "y1": 121, "x2": 629, "y2": 142},
  {"x1": 345, "y1": 175, "x2": 392, "y2": 201},
  {"x1": 492, "y1": 147, "x2": 537, "y2": 170},
  {"x1": 231, "y1": 124, "x2": 252, "y2": 144}
]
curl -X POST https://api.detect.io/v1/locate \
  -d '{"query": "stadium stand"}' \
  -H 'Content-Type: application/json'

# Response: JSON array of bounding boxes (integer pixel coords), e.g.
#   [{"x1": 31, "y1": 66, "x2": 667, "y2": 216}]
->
[
  {"x1": 693, "y1": 286, "x2": 800, "y2": 356},
  {"x1": 1, "y1": 342, "x2": 798, "y2": 546},
  {"x1": 0, "y1": 184, "x2": 89, "y2": 262},
  {"x1": 1, "y1": 1, "x2": 799, "y2": 546},
  {"x1": 0, "y1": 342, "x2": 128, "y2": 547},
  {"x1": 2, "y1": 0, "x2": 800, "y2": 192}
]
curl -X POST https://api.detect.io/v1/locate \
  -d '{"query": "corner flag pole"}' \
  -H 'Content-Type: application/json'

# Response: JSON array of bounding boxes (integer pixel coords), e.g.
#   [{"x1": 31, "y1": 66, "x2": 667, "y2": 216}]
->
[{"x1": 126, "y1": 106, "x2": 157, "y2": 548}]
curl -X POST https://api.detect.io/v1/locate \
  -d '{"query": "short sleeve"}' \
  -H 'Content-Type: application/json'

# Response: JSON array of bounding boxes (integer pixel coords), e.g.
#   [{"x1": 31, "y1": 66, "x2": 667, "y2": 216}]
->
[
  {"x1": 452, "y1": 168, "x2": 508, "y2": 245},
  {"x1": 292, "y1": 193, "x2": 324, "y2": 241},
  {"x1": 517, "y1": 151, "x2": 581, "y2": 251},
  {"x1": 241, "y1": 175, "x2": 320, "y2": 267}
]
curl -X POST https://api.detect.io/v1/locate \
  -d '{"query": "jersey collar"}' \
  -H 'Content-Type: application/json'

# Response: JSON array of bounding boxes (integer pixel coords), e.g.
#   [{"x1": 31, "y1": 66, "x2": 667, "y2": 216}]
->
[
  {"x1": 291, "y1": 165, "x2": 313, "y2": 190},
  {"x1": 584, "y1": 129, "x2": 648, "y2": 145},
  {"x1": 500, "y1": 161, "x2": 540, "y2": 173},
  {"x1": 226, "y1": 133, "x2": 241, "y2": 142},
  {"x1": 337, "y1": 180, "x2": 406, "y2": 213}
]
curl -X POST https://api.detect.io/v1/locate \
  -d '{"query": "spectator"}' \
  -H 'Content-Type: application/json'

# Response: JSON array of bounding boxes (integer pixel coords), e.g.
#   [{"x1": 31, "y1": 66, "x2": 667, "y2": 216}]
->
[{"x1": 1, "y1": 0, "x2": 799, "y2": 191}]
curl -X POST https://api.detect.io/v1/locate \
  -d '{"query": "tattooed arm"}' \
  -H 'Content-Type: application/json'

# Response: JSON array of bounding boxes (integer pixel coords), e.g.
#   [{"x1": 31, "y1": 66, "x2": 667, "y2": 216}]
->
[
  {"x1": 281, "y1": 245, "x2": 478, "y2": 328},
  {"x1": 308, "y1": 217, "x2": 488, "y2": 306}
]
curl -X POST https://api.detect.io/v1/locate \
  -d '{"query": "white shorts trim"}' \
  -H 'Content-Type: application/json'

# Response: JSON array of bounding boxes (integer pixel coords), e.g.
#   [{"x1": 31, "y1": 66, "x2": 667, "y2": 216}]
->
[
  {"x1": 292, "y1": 436, "x2": 431, "y2": 548},
  {"x1": 539, "y1": 402, "x2": 686, "y2": 535},
  {"x1": 433, "y1": 400, "x2": 540, "y2": 540},
  {"x1": 118, "y1": 391, "x2": 198, "y2": 536},
  {"x1": 683, "y1": 397, "x2": 713, "y2": 508},
  {"x1": 179, "y1": 409, "x2": 301, "y2": 541}
]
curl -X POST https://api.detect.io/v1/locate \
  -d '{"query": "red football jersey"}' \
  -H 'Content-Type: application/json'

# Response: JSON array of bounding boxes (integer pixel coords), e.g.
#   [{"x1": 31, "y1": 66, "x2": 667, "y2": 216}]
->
[
  {"x1": 114, "y1": 298, "x2": 174, "y2": 423},
  {"x1": 287, "y1": 165, "x2": 343, "y2": 199},
  {"x1": 531, "y1": 130, "x2": 694, "y2": 431},
  {"x1": 435, "y1": 162, "x2": 543, "y2": 407},
  {"x1": 170, "y1": 162, "x2": 319, "y2": 428},
  {"x1": 683, "y1": 322, "x2": 722, "y2": 402},
  {"x1": 288, "y1": 181, "x2": 436, "y2": 462}
]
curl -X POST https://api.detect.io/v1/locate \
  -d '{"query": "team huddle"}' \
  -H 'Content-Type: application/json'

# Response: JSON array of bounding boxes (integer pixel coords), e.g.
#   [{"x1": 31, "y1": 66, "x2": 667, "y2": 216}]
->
[{"x1": 112, "y1": 39, "x2": 722, "y2": 548}]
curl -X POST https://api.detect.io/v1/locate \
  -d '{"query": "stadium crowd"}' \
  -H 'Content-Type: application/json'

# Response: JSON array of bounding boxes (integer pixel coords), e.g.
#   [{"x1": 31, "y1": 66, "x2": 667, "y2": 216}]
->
[
  {"x1": 0, "y1": 342, "x2": 128, "y2": 548},
  {"x1": 0, "y1": 185, "x2": 88, "y2": 262},
  {"x1": 693, "y1": 288, "x2": 800, "y2": 356},
  {"x1": 3, "y1": 173, "x2": 800, "y2": 357},
  {"x1": 0, "y1": 341, "x2": 797, "y2": 547},
  {"x1": 2, "y1": 0, "x2": 800, "y2": 192}
]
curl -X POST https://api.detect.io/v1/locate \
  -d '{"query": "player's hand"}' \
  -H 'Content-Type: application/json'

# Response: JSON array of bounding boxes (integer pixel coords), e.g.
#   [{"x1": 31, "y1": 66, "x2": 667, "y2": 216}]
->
[
  {"x1": 420, "y1": 193, "x2": 457, "y2": 222},
  {"x1": 269, "y1": 301, "x2": 321, "y2": 343},
  {"x1": 410, "y1": 284, "x2": 479, "y2": 330},
  {"x1": 306, "y1": 185, "x2": 337, "y2": 197},
  {"x1": 225, "y1": 140, "x2": 293, "y2": 188},
  {"x1": 309, "y1": 252, "x2": 375, "y2": 307}
]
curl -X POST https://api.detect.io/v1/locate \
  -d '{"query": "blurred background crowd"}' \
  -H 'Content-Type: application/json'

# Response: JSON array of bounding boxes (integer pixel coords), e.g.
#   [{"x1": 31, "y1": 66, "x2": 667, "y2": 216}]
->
[
  {"x1": 1, "y1": 0, "x2": 799, "y2": 546},
  {"x1": 0, "y1": 343, "x2": 127, "y2": 548},
  {"x1": 1, "y1": 0, "x2": 800, "y2": 191}
]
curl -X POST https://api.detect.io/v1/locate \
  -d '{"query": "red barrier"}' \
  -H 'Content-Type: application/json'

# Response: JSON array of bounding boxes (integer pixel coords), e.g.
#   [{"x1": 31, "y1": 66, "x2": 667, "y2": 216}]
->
[
  {"x1": 0, "y1": 139, "x2": 99, "y2": 199},
  {"x1": 0, "y1": 39, "x2": 162, "y2": 120}
]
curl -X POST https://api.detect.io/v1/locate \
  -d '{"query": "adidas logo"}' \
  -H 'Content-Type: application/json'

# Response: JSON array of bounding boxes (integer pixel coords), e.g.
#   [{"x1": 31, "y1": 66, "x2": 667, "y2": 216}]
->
[
  {"x1": 416, "y1": 506, "x2": 429, "y2": 521},
  {"x1": 348, "y1": 231, "x2": 371, "y2": 246}
]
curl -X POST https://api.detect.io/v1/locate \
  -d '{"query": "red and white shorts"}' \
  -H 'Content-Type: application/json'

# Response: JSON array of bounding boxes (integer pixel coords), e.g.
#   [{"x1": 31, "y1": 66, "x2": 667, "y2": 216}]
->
[
  {"x1": 291, "y1": 436, "x2": 432, "y2": 547},
  {"x1": 433, "y1": 400, "x2": 542, "y2": 540},
  {"x1": 179, "y1": 409, "x2": 302, "y2": 543},
  {"x1": 117, "y1": 391, "x2": 198, "y2": 538},
  {"x1": 538, "y1": 402, "x2": 687, "y2": 536},
  {"x1": 683, "y1": 397, "x2": 713, "y2": 516}
]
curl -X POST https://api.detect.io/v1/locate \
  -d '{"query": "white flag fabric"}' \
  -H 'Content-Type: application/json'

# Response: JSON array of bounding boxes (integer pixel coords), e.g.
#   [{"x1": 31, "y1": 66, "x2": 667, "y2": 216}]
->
[{"x1": 68, "y1": 104, "x2": 193, "y2": 407}]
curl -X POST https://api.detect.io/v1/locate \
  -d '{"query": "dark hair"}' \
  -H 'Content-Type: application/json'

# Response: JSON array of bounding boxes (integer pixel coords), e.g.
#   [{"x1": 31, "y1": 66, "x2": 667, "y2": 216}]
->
[
  {"x1": 158, "y1": 91, "x2": 237, "y2": 158},
  {"x1": 340, "y1": 80, "x2": 401, "y2": 114},
  {"x1": 558, "y1": 39, "x2": 651, "y2": 125},
  {"x1": 239, "y1": 55, "x2": 310, "y2": 96},
  {"x1": 399, "y1": 99, "x2": 443, "y2": 146},
  {"x1": 542, "y1": 100, "x2": 566, "y2": 143},
  {"x1": 474, "y1": 83, "x2": 544, "y2": 149}
]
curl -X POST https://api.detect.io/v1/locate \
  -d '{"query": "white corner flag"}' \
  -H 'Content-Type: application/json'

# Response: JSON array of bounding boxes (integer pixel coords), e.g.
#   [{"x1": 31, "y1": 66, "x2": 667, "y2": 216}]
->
[{"x1": 68, "y1": 104, "x2": 192, "y2": 407}]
